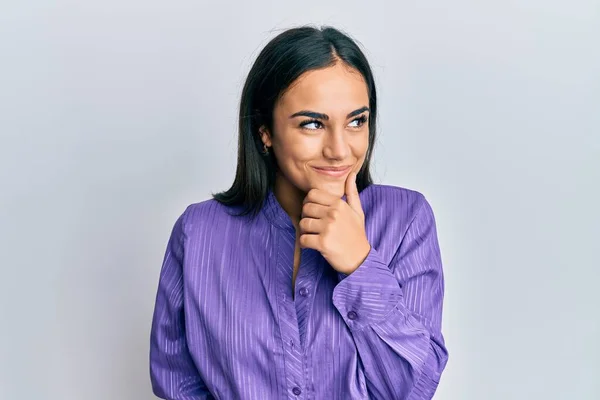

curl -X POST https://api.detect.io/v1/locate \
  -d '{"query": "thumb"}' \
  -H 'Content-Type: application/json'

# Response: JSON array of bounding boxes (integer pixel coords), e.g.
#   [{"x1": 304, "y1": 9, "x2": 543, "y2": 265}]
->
[{"x1": 345, "y1": 171, "x2": 362, "y2": 214}]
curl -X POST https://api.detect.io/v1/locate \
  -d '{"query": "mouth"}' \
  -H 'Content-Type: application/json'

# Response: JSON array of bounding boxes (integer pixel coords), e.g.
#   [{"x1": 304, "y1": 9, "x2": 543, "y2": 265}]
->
[{"x1": 311, "y1": 165, "x2": 353, "y2": 178}]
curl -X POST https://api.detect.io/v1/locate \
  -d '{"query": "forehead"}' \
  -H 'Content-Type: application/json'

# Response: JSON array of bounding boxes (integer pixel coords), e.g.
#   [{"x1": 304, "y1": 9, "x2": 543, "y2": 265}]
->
[{"x1": 277, "y1": 63, "x2": 369, "y2": 114}]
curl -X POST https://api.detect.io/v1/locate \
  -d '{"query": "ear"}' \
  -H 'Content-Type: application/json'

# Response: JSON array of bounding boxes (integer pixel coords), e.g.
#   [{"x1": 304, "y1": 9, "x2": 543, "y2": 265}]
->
[{"x1": 258, "y1": 125, "x2": 272, "y2": 147}]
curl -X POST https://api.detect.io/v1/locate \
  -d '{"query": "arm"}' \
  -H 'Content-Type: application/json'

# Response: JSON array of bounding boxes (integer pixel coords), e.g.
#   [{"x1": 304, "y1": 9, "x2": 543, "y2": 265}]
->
[
  {"x1": 332, "y1": 194, "x2": 449, "y2": 400},
  {"x1": 150, "y1": 208, "x2": 215, "y2": 399}
]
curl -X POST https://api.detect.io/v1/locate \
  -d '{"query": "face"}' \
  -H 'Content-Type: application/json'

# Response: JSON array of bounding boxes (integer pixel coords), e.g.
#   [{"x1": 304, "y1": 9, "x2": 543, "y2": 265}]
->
[{"x1": 260, "y1": 62, "x2": 370, "y2": 198}]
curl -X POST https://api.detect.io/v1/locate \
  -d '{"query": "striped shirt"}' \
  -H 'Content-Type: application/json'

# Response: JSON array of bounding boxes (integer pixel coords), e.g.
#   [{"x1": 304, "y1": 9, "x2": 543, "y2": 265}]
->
[{"x1": 149, "y1": 183, "x2": 449, "y2": 399}]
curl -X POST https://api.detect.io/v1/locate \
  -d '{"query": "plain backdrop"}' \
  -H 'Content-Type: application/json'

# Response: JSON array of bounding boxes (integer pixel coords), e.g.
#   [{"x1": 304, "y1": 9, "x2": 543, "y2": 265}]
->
[{"x1": 1, "y1": 1, "x2": 598, "y2": 399}]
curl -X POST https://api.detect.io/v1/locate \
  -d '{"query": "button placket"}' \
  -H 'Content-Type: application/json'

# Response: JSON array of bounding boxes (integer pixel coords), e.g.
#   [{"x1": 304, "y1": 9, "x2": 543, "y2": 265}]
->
[{"x1": 275, "y1": 231, "x2": 306, "y2": 399}]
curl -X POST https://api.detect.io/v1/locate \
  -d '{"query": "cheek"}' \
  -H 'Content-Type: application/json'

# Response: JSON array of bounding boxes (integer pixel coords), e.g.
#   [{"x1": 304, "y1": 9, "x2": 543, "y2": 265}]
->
[
  {"x1": 351, "y1": 134, "x2": 370, "y2": 157},
  {"x1": 277, "y1": 135, "x2": 320, "y2": 165},
  {"x1": 272, "y1": 134, "x2": 319, "y2": 176},
  {"x1": 273, "y1": 144, "x2": 316, "y2": 190}
]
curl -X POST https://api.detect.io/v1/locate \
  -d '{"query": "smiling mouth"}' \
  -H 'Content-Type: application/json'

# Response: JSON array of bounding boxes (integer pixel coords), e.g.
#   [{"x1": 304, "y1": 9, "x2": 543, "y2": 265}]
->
[{"x1": 311, "y1": 165, "x2": 352, "y2": 178}]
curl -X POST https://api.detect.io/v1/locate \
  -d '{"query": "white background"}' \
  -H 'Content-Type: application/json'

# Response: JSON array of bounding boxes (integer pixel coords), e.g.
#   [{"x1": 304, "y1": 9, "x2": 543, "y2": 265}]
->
[{"x1": 1, "y1": 1, "x2": 599, "y2": 399}]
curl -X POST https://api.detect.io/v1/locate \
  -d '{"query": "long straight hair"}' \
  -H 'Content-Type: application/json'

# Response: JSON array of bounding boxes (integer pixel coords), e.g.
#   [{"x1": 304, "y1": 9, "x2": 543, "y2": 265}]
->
[{"x1": 211, "y1": 25, "x2": 378, "y2": 219}]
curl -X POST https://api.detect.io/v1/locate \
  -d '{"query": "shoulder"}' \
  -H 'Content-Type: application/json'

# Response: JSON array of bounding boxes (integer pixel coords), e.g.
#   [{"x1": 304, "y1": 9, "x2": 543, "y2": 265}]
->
[
  {"x1": 177, "y1": 197, "x2": 241, "y2": 233},
  {"x1": 361, "y1": 183, "x2": 430, "y2": 220}
]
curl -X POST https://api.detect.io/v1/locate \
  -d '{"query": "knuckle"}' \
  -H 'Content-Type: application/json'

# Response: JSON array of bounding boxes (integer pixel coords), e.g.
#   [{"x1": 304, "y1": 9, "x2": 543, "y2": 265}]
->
[
  {"x1": 299, "y1": 219, "x2": 306, "y2": 231},
  {"x1": 302, "y1": 203, "x2": 310, "y2": 214},
  {"x1": 304, "y1": 218, "x2": 312, "y2": 231}
]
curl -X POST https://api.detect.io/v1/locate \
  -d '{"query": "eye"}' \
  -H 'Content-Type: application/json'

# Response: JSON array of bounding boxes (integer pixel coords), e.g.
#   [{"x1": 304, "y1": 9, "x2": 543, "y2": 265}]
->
[
  {"x1": 299, "y1": 119, "x2": 323, "y2": 130},
  {"x1": 348, "y1": 115, "x2": 368, "y2": 128}
]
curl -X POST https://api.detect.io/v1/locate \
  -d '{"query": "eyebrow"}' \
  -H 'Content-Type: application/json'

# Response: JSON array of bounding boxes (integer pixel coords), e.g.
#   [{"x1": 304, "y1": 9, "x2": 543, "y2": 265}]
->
[{"x1": 289, "y1": 106, "x2": 369, "y2": 120}]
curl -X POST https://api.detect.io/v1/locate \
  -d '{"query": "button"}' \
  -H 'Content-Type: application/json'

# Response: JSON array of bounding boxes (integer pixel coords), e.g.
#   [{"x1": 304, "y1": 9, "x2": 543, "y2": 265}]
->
[
  {"x1": 292, "y1": 386, "x2": 302, "y2": 395},
  {"x1": 347, "y1": 310, "x2": 358, "y2": 320},
  {"x1": 299, "y1": 287, "x2": 309, "y2": 297}
]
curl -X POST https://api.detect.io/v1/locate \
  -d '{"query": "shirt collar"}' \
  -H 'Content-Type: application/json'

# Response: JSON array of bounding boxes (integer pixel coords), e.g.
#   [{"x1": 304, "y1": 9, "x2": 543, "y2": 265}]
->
[
  {"x1": 262, "y1": 188, "x2": 295, "y2": 231},
  {"x1": 261, "y1": 187, "x2": 349, "y2": 231}
]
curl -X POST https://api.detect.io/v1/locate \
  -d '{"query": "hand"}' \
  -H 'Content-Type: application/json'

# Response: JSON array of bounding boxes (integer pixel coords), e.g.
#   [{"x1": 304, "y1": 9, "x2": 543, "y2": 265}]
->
[{"x1": 298, "y1": 172, "x2": 371, "y2": 275}]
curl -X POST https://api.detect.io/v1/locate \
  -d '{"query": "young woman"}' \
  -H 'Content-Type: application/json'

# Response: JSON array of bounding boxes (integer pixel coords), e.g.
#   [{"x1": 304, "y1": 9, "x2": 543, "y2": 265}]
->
[{"x1": 150, "y1": 25, "x2": 449, "y2": 400}]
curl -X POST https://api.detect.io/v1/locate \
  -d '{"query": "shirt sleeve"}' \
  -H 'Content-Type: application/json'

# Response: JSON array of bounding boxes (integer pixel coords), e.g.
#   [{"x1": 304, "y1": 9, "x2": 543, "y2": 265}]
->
[
  {"x1": 332, "y1": 194, "x2": 449, "y2": 400},
  {"x1": 149, "y1": 208, "x2": 215, "y2": 400}
]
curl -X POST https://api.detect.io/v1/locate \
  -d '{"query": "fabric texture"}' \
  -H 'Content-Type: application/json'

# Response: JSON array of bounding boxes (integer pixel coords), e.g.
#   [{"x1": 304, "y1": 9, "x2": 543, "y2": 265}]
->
[{"x1": 149, "y1": 183, "x2": 449, "y2": 399}]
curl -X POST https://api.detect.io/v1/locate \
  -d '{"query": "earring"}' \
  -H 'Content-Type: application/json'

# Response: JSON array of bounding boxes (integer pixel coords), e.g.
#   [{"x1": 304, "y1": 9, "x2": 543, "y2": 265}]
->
[{"x1": 262, "y1": 143, "x2": 270, "y2": 155}]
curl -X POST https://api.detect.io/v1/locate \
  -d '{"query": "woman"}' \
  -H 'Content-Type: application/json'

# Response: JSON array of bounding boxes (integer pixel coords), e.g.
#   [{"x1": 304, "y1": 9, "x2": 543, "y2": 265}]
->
[{"x1": 149, "y1": 25, "x2": 449, "y2": 400}]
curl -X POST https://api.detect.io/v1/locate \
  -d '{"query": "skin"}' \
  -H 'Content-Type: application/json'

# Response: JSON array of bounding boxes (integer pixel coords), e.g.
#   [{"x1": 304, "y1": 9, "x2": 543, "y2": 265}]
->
[{"x1": 259, "y1": 60, "x2": 372, "y2": 294}]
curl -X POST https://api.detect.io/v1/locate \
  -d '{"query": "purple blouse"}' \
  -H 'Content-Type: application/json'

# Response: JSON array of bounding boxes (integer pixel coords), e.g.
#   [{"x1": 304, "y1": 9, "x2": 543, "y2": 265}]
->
[{"x1": 149, "y1": 183, "x2": 449, "y2": 399}]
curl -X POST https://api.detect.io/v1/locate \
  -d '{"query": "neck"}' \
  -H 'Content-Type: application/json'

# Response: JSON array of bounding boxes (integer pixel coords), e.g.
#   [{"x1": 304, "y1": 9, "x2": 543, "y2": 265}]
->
[{"x1": 273, "y1": 171, "x2": 306, "y2": 229}]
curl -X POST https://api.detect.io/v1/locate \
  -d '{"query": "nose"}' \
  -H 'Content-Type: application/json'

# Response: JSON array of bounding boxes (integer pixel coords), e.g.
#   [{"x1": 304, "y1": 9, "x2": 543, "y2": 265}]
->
[{"x1": 322, "y1": 128, "x2": 350, "y2": 160}]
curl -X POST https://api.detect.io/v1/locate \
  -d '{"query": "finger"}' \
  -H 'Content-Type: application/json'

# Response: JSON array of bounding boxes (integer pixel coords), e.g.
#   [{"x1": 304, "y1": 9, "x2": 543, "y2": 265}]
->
[
  {"x1": 298, "y1": 233, "x2": 321, "y2": 251},
  {"x1": 301, "y1": 202, "x2": 329, "y2": 219},
  {"x1": 303, "y1": 188, "x2": 338, "y2": 207},
  {"x1": 345, "y1": 172, "x2": 363, "y2": 214},
  {"x1": 298, "y1": 217, "x2": 324, "y2": 234}
]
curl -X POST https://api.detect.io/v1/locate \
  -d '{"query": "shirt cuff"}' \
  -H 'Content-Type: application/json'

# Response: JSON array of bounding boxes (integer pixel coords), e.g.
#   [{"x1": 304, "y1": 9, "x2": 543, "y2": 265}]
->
[
  {"x1": 332, "y1": 245, "x2": 404, "y2": 330},
  {"x1": 407, "y1": 346, "x2": 444, "y2": 400}
]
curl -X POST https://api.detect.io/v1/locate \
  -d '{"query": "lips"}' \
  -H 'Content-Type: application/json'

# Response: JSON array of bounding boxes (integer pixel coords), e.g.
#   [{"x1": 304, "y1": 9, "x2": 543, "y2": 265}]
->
[
  {"x1": 313, "y1": 165, "x2": 352, "y2": 171},
  {"x1": 312, "y1": 165, "x2": 352, "y2": 177}
]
